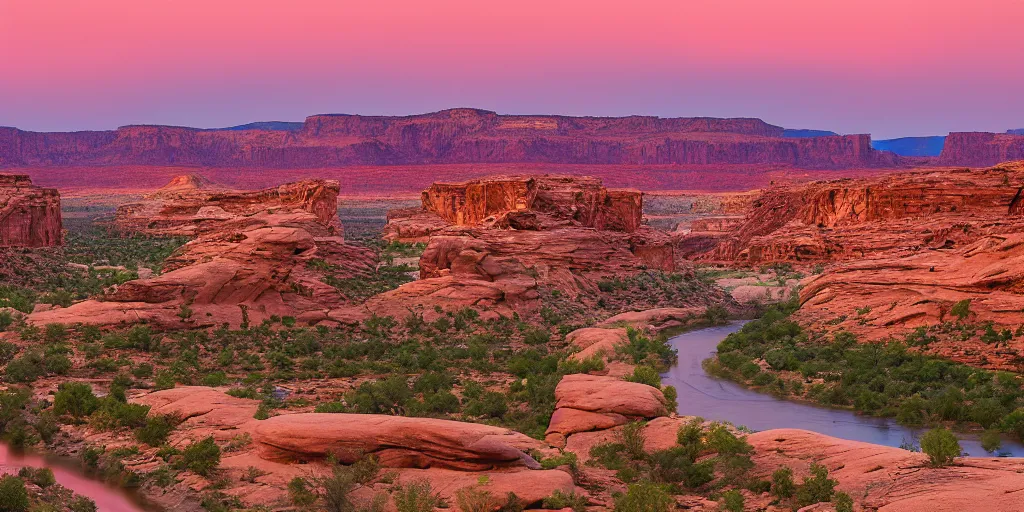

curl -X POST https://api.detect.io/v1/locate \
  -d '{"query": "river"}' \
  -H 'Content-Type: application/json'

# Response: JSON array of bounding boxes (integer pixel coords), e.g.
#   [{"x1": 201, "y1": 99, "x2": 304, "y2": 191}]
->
[
  {"x1": 0, "y1": 443, "x2": 155, "y2": 512},
  {"x1": 661, "y1": 321, "x2": 1024, "y2": 457}
]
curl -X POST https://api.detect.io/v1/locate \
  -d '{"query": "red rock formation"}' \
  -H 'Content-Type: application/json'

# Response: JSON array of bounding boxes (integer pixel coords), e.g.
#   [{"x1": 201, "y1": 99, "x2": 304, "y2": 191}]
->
[
  {"x1": 0, "y1": 174, "x2": 62, "y2": 247},
  {"x1": 371, "y1": 175, "x2": 680, "y2": 320},
  {"x1": 115, "y1": 175, "x2": 342, "y2": 237},
  {"x1": 748, "y1": 429, "x2": 1024, "y2": 512},
  {"x1": 939, "y1": 132, "x2": 1024, "y2": 167},
  {"x1": 545, "y1": 373, "x2": 668, "y2": 447},
  {"x1": 253, "y1": 413, "x2": 545, "y2": 470},
  {"x1": 30, "y1": 176, "x2": 374, "y2": 328},
  {"x1": 0, "y1": 109, "x2": 901, "y2": 170}
]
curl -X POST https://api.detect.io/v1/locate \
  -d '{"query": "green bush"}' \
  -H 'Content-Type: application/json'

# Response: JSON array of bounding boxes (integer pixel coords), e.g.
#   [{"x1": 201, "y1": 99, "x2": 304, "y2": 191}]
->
[
  {"x1": 181, "y1": 436, "x2": 221, "y2": 476},
  {"x1": 625, "y1": 366, "x2": 662, "y2": 388},
  {"x1": 17, "y1": 466, "x2": 55, "y2": 488},
  {"x1": 920, "y1": 428, "x2": 960, "y2": 467},
  {"x1": 614, "y1": 482, "x2": 673, "y2": 512},
  {"x1": 542, "y1": 489, "x2": 587, "y2": 512},
  {"x1": 771, "y1": 466, "x2": 795, "y2": 498},
  {"x1": 53, "y1": 382, "x2": 100, "y2": 417},
  {"x1": 795, "y1": 463, "x2": 836, "y2": 507},
  {"x1": 288, "y1": 477, "x2": 317, "y2": 507},
  {"x1": 393, "y1": 479, "x2": 442, "y2": 512},
  {"x1": 136, "y1": 414, "x2": 179, "y2": 447},
  {"x1": 720, "y1": 489, "x2": 744, "y2": 512},
  {"x1": 0, "y1": 475, "x2": 29, "y2": 512},
  {"x1": 981, "y1": 429, "x2": 1002, "y2": 453},
  {"x1": 833, "y1": 491, "x2": 854, "y2": 512}
]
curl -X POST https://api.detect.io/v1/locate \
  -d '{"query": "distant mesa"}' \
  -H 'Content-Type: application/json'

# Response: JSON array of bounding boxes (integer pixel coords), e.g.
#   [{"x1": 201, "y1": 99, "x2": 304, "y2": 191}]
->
[
  {"x1": 939, "y1": 132, "x2": 1024, "y2": 166},
  {"x1": 0, "y1": 108, "x2": 898, "y2": 170},
  {"x1": 218, "y1": 121, "x2": 304, "y2": 131},
  {"x1": 782, "y1": 128, "x2": 838, "y2": 138},
  {"x1": 871, "y1": 135, "x2": 946, "y2": 157},
  {"x1": 1008, "y1": 128, "x2": 1024, "y2": 135}
]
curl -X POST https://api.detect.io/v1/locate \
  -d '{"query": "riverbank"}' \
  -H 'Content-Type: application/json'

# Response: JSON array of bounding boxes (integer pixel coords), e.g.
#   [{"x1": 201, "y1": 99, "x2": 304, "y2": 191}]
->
[{"x1": 663, "y1": 321, "x2": 1024, "y2": 457}]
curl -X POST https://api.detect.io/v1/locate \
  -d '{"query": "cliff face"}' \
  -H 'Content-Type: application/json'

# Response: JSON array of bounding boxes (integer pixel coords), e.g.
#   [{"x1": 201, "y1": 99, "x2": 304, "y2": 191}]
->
[
  {"x1": 0, "y1": 109, "x2": 900, "y2": 169},
  {"x1": 114, "y1": 176, "x2": 342, "y2": 237},
  {"x1": 0, "y1": 174, "x2": 62, "y2": 247},
  {"x1": 421, "y1": 175, "x2": 642, "y2": 232},
  {"x1": 938, "y1": 132, "x2": 1024, "y2": 166}
]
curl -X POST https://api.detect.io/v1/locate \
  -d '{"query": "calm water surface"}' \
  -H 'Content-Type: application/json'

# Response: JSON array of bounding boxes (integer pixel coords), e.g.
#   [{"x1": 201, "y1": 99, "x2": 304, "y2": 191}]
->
[
  {"x1": 661, "y1": 321, "x2": 1024, "y2": 457},
  {"x1": 0, "y1": 443, "x2": 155, "y2": 512}
]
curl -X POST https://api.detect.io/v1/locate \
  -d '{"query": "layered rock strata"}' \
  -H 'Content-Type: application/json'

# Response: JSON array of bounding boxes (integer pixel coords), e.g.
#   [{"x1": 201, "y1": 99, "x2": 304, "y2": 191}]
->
[{"x1": 0, "y1": 174, "x2": 62, "y2": 247}]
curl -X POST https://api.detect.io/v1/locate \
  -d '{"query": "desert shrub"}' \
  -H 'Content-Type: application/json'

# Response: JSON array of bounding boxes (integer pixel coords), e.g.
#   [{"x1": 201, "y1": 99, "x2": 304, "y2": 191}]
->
[
  {"x1": 833, "y1": 491, "x2": 854, "y2": 512},
  {"x1": 17, "y1": 466, "x2": 55, "y2": 488},
  {"x1": 136, "y1": 414, "x2": 179, "y2": 446},
  {"x1": 950, "y1": 299, "x2": 972, "y2": 321},
  {"x1": 54, "y1": 382, "x2": 100, "y2": 417},
  {"x1": 393, "y1": 479, "x2": 442, "y2": 512},
  {"x1": 69, "y1": 496, "x2": 98, "y2": 512},
  {"x1": 0, "y1": 475, "x2": 29, "y2": 512},
  {"x1": 542, "y1": 489, "x2": 587, "y2": 512},
  {"x1": 920, "y1": 427, "x2": 960, "y2": 467},
  {"x1": 981, "y1": 429, "x2": 1002, "y2": 453},
  {"x1": 180, "y1": 436, "x2": 221, "y2": 476},
  {"x1": 795, "y1": 463, "x2": 837, "y2": 507},
  {"x1": 613, "y1": 482, "x2": 673, "y2": 512},
  {"x1": 625, "y1": 365, "x2": 662, "y2": 388},
  {"x1": 720, "y1": 490, "x2": 744, "y2": 512},
  {"x1": 620, "y1": 421, "x2": 648, "y2": 460},
  {"x1": 771, "y1": 466, "x2": 795, "y2": 498},
  {"x1": 288, "y1": 477, "x2": 317, "y2": 507},
  {"x1": 464, "y1": 391, "x2": 508, "y2": 419}
]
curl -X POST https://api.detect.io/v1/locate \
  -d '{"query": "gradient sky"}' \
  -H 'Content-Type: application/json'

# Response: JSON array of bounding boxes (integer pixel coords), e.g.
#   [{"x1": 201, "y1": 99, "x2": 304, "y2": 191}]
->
[{"x1": 2, "y1": 0, "x2": 1022, "y2": 138}]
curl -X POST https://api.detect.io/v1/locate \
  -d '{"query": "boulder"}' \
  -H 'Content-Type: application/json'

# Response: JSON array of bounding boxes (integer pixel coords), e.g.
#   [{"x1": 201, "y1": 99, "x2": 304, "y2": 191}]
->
[
  {"x1": 252, "y1": 413, "x2": 545, "y2": 470},
  {"x1": 565, "y1": 327, "x2": 629, "y2": 362}
]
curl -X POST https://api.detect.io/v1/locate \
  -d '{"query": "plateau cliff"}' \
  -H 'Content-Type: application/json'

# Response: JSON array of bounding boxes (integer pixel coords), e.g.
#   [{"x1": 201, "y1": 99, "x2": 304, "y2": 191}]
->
[{"x1": 0, "y1": 109, "x2": 900, "y2": 169}]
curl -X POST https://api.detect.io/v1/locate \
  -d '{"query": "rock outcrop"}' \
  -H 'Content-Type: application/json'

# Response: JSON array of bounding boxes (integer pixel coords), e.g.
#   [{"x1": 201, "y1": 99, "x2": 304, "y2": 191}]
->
[
  {"x1": 939, "y1": 132, "x2": 1024, "y2": 167},
  {"x1": 680, "y1": 161, "x2": 1024, "y2": 368},
  {"x1": 545, "y1": 374, "x2": 668, "y2": 447},
  {"x1": 748, "y1": 428, "x2": 1024, "y2": 512},
  {"x1": 0, "y1": 174, "x2": 62, "y2": 247},
  {"x1": 29, "y1": 176, "x2": 375, "y2": 328},
  {"x1": 369, "y1": 175, "x2": 681, "y2": 320},
  {"x1": 253, "y1": 413, "x2": 544, "y2": 470},
  {"x1": 0, "y1": 109, "x2": 902, "y2": 170}
]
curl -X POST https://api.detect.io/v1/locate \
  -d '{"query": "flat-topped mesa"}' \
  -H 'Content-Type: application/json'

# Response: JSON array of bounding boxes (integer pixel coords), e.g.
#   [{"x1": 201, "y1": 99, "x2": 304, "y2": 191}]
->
[
  {"x1": 0, "y1": 109, "x2": 903, "y2": 169},
  {"x1": 939, "y1": 132, "x2": 1024, "y2": 167},
  {"x1": 115, "y1": 176, "x2": 342, "y2": 238},
  {"x1": 0, "y1": 174, "x2": 62, "y2": 247},
  {"x1": 421, "y1": 175, "x2": 642, "y2": 232}
]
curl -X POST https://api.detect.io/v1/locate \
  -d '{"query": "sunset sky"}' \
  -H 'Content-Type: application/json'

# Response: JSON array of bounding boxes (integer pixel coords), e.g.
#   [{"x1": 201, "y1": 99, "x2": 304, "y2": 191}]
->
[{"x1": 2, "y1": 0, "x2": 1022, "y2": 138}]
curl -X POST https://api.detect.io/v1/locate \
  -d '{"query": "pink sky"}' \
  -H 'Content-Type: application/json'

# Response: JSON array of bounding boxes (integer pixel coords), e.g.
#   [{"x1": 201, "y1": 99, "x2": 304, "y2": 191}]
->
[{"x1": 2, "y1": 0, "x2": 1022, "y2": 138}]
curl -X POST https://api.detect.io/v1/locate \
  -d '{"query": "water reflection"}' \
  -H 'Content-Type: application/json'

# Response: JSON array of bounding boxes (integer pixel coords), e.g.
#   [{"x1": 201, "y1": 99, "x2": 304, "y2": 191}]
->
[
  {"x1": 661, "y1": 321, "x2": 1024, "y2": 457},
  {"x1": 0, "y1": 443, "x2": 155, "y2": 512}
]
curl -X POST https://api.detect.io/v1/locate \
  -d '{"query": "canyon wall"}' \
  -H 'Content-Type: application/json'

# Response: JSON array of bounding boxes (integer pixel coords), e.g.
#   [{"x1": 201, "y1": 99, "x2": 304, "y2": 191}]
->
[
  {"x1": 938, "y1": 132, "x2": 1024, "y2": 167},
  {"x1": 0, "y1": 109, "x2": 900, "y2": 169},
  {"x1": 0, "y1": 174, "x2": 62, "y2": 247}
]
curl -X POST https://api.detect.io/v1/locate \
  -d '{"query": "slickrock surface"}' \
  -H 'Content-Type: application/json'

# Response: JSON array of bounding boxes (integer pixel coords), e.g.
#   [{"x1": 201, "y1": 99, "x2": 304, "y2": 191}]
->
[
  {"x1": 0, "y1": 174, "x2": 62, "y2": 247},
  {"x1": 29, "y1": 176, "x2": 375, "y2": 328},
  {"x1": 253, "y1": 413, "x2": 544, "y2": 470},
  {"x1": 0, "y1": 109, "x2": 901, "y2": 169},
  {"x1": 748, "y1": 428, "x2": 1024, "y2": 512}
]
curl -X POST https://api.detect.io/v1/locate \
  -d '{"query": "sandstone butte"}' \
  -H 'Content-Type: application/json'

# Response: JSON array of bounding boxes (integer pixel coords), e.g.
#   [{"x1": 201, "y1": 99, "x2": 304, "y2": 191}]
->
[
  {"x1": 675, "y1": 161, "x2": 1024, "y2": 367},
  {"x1": 0, "y1": 173, "x2": 62, "y2": 247},
  {"x1": 28, "y1": 176, "x2": 375, "y2": 328},
  {"x1": 0, "y1": 108, "x2": 904, "y2": 170},
  {"x1": 349, "y1": 173, "x2": 730, "y2": 322}
]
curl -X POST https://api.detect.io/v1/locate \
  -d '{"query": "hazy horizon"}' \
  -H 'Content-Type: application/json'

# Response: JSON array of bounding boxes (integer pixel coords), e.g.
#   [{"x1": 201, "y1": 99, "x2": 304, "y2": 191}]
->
[{"x1": 3, "y1": 0, "x2": 1023, "y2": 139}]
